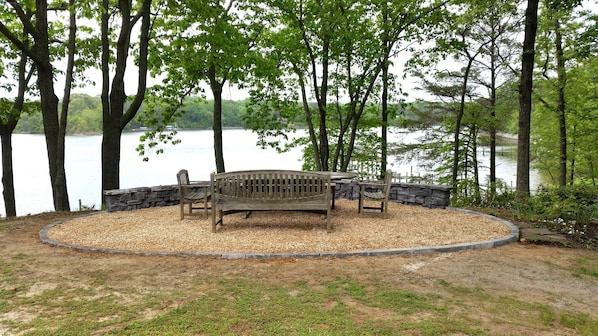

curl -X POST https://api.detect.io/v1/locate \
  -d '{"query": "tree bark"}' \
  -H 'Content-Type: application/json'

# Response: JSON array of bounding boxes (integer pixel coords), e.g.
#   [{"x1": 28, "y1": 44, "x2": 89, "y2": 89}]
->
[
  {"x1": 554, "y1": 16, "x2": 567, "y2": 187},
  {"x1": 0, "y1": 45, "x2": 33, "y2": 217},
  {"x1": 101, "y1": 0, "x2": 152, "y2": 203},
  {"x1": 35, "y1": 0, "x2": 70, "y2": 211},
  {"x1": 517, "y1": 0, "x2": 539, "y2": 198},
  {"x1": 0, "y1": 128, "x2": 17, "y2": 217},
  {"x1": 452, "y1": 52, "x2": 475, "y2": 195},
  {"x1": 209, "y1": 65, "x2": 226, "y2": 173},
  {"x1": 489, "y1": 38, "x2": 498, "y2": 194},
  {"x1": 381, "y1": 57, "x2": 389, "y2": 177}
]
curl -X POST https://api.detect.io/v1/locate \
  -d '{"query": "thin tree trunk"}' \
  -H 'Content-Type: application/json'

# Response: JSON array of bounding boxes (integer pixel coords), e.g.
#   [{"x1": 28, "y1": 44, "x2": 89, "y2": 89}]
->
[
  {"x1": 517, "y1": 0, "x2": 539, "y2": 198},
  {"x1": 318, "y1": 38, "x2": 330, "y2": 171},
  {"x1": 209, "y1": 65, "x2": 226, "y2": 173},
  {"x1": 452, "y1": 57, "x2": 474, "y2": 195},
  {"x1": 0, "y1": 46, "x2": 33, "y2": 217},
  {"x1": 554, "y1": 17, "x2": 567, "y2": 187},
  {"x1": 471, "y1": 126, "x2": 481, "y2": 202},
  {"x1": 489, "y1": 39, "x2": 497, "y2": 195},
  {"x1": 56, "y1": 0, "x2": 77, "y2": 211},
  {"x1": 0, "y1": 131, "x2": 16, "y2": 217},
  {"x1": 35, "y1": 0, "x2": 69, "y2": 211},
  {"x1": 569, "y1": 132, "x2": 576, "y2": 185},
  {"x1": 296, "y1": 68, "x2": 321, "y2": 170},
  {"x1": 381, "y1": 59, "x2": 389, "y2": 176}
]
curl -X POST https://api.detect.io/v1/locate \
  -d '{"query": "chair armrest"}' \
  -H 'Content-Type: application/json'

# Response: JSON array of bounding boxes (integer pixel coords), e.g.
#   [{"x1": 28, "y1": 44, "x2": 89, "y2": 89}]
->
[
  {"x1": 358, "y1": 181, "x2": 386, "y2": 192},
  {"x1": 180, "y1": 183, "x2": 210, "y2": 193}
]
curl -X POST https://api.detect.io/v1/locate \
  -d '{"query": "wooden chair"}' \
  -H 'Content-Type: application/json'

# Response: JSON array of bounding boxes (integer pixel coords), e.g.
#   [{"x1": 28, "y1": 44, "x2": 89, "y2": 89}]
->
[
  {"x1": 358, "y1": 169, "x2": 393, "y2": 215},
  {"x1": 177, "y1": 169, "x2": 211, "y2": 219}
]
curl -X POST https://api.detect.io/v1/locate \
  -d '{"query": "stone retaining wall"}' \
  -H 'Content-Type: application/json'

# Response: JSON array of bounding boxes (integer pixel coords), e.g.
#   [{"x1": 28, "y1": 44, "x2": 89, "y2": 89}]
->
[{"x1": 104, "y1": 181, "x2": 452, "y2": 212}]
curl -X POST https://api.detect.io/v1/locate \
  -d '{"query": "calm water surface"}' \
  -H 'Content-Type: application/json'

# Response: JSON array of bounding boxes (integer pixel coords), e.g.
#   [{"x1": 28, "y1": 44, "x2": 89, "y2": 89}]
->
[{"x1": 1, "y1": 128, "x2": 540, "y2": 216}]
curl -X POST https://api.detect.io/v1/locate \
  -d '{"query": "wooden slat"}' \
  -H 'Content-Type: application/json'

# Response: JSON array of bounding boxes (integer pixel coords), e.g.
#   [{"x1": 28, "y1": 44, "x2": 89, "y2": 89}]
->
[{"x1": 211, "y1": 170, "x2": 332, "y2": 232}]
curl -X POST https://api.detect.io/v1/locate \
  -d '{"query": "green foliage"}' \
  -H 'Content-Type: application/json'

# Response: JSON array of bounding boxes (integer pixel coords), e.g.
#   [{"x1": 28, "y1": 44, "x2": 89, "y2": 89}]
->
[
  {"x1": 532, "y1": 57, "x2": 598, "y2": 184},
  {"x1": 531, "y1": 5, "x2": 598, "y2": 185},
  {"x1": 461, "y1": 183, "x2": 598, "y2": 248},
  {"x1": 242, "y1": 0, "x2": 445, "y2": 171},
  {"x1": 529, "y1": 185, "x2": 598, "y2": 225},
  {"x1": 244, "y1": 98, "x2": 394, "y2": 174}
]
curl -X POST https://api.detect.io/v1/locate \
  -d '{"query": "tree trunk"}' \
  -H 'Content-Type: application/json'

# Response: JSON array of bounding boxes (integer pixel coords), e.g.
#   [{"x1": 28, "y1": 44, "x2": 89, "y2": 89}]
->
[
  {"x1": 0, "y1": 130, "x2": 16, "y2": 217},
  {"x1": 102, "y1": 118, "x2": 123, "y2": 194},
  {"x1": 316, "y1": 36, "x2": 330, "y2": 171},
  {"x1": 452, "y1": 57, "x2": 474, "y2": 195},
  {"x1": 517, "y1": 0, "x2": 539, "y2": 198},
  {"x1": 100, "y1": 0, "x2": 151, "y2": 203},
  {"x1": 471, "y1": 126, "x2": 481, "y2": 203},
  {"x1": 554, "y1": 17, "x2": 567, "y2": 187},
  {"x1": 489, "y1": 40, "x2": 498, "y2": 195},
  {"x1": 296, "y1": 69, "x2": 321, "y2": 171},
  {"x1": 381, "y1": 59, "x2": 389, "y2": 176},
  {"x1": 55, "y1": 0, "x2": 77, "y2": 212},
  {"x1": 0, "y1": 45, "x2": 33, "y2": 217},
  {"x1": 209, "y1": 65, "x2": 226, "y2": 173},
  {"x1": 36, "y1": 0, "x2": 69, "y2": 211}
]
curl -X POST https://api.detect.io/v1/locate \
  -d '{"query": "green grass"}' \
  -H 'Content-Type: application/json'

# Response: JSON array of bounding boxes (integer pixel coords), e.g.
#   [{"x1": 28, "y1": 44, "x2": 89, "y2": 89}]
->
[
  {"x1": 1, "y1": 214, "x2": 597, "y2": 335},
  {"x1": 4, "y1": 273, "x2": 595, "y2": 336}
]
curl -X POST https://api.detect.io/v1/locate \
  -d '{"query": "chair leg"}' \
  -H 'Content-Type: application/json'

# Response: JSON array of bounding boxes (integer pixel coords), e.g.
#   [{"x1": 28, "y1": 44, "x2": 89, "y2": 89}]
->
[
  {"x1": 358, "y1": 195, "x2": 363, "y2": 213},
  {"x1": 383, "y1": 201, "x2": 391, "y2": 218},
  {"x1": 204, "y1": 197, "x2": 209, "y2": 218},
  {"x1": 180, "y1": 202, "x2": 184, "y2": 220}
]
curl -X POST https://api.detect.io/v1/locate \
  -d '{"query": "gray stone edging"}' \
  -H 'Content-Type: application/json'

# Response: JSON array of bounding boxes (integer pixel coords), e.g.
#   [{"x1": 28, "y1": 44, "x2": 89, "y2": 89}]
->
[
  {"x1": 103, "y1": 180, "x2": 453, "y2": 212},
  {"x1": 39, "y1": 207, "x2": 520, "y2": 259}
]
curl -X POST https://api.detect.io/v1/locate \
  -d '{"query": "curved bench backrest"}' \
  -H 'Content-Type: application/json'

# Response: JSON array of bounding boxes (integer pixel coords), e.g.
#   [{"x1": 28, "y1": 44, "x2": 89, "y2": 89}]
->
[{"x1": 211, "y1": 170, "x2": 331, "y2": 202}]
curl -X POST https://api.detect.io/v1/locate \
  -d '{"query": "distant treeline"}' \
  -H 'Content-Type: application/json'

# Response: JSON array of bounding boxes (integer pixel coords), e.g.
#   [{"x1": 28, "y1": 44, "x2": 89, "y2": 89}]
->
[
  {"x1": 15, "y1": 94, "x2": 249, "y2": 135},
  {"x1": 15, "y1": 94, "x2": 430, "y2": 135}
]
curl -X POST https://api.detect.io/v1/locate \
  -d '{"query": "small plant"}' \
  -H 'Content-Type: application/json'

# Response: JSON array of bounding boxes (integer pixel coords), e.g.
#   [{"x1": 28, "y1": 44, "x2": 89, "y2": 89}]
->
[
  {"x1": 78, "y1": 199, "x2": 96, "y2": 211},
  {"x1": 453, "y1": 183, "x2": 598, "y2": 249}
]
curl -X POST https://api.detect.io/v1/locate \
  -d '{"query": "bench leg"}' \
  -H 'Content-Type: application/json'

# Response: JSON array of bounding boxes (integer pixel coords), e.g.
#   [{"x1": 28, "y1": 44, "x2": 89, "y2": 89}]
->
[
  {"x1": 331, "y1": 184, "x2": 336, "y2": 209},
  {"x1": 211, "y1": 207, "x2": 219, "y2": 233}
]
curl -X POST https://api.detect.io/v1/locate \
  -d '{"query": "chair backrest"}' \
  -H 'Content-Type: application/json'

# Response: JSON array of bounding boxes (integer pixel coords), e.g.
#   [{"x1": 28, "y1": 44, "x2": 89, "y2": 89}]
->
[
  {"x1": 177, "y1": 169, "x2": 194, "y2": 201},
  {"x1": 383, "y1": 169, "x2": 393, "y2": 195},
  {"x1": 177, "y1": 169, "x2": 190, "y2": 187}
]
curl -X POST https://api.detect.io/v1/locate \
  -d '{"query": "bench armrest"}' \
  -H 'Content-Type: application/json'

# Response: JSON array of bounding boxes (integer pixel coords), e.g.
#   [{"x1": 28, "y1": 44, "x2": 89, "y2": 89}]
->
[
  {"x1": 358, "y1": 181, "x2": 385, "y2": 186},
  {"x1": 189, "y1": 180, "x2": 209, "y2": 185}
]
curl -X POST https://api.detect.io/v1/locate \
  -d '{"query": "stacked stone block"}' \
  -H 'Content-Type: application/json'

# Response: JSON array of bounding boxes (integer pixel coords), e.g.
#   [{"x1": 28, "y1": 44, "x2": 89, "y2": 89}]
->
[{"x1": 104, "y1": 181, "x2": 452, "y2": 212}]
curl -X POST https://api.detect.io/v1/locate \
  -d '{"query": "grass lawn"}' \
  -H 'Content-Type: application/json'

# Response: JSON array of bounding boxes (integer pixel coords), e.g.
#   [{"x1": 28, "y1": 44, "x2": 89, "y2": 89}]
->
[{"x1": 1, "y1": 211, "x2": 597, "y2": 335}]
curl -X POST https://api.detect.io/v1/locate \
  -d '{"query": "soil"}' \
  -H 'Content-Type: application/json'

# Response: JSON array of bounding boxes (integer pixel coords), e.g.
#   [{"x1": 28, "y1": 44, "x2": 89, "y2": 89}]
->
[{"x1": 1, "y1": 207, "x2": 597, "y2": 333}]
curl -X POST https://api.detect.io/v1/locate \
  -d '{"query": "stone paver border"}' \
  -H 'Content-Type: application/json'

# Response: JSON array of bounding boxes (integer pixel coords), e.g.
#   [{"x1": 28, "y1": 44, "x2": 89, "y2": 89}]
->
[{"x1": 39, "y1": 207, "x2": 519, "y2": 259}]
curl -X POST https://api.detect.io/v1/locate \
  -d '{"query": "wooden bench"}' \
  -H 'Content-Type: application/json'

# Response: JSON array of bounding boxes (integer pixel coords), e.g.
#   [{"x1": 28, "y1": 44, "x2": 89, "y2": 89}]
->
[{"x1": 210, "y1": 170, "x2": 332, "y2": 232}]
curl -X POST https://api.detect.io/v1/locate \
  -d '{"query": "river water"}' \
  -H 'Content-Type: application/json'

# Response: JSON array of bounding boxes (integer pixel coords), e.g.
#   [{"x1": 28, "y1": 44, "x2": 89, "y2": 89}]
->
[{"x1": 1, "y1": 128, "x2": 541, "y2": 216}]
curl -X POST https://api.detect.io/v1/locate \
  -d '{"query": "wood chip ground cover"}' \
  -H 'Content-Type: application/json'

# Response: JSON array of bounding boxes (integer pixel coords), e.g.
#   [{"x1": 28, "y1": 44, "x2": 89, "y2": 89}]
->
[{"x1": 47, "y1": 200, "x2": 511, "y2": 253}]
